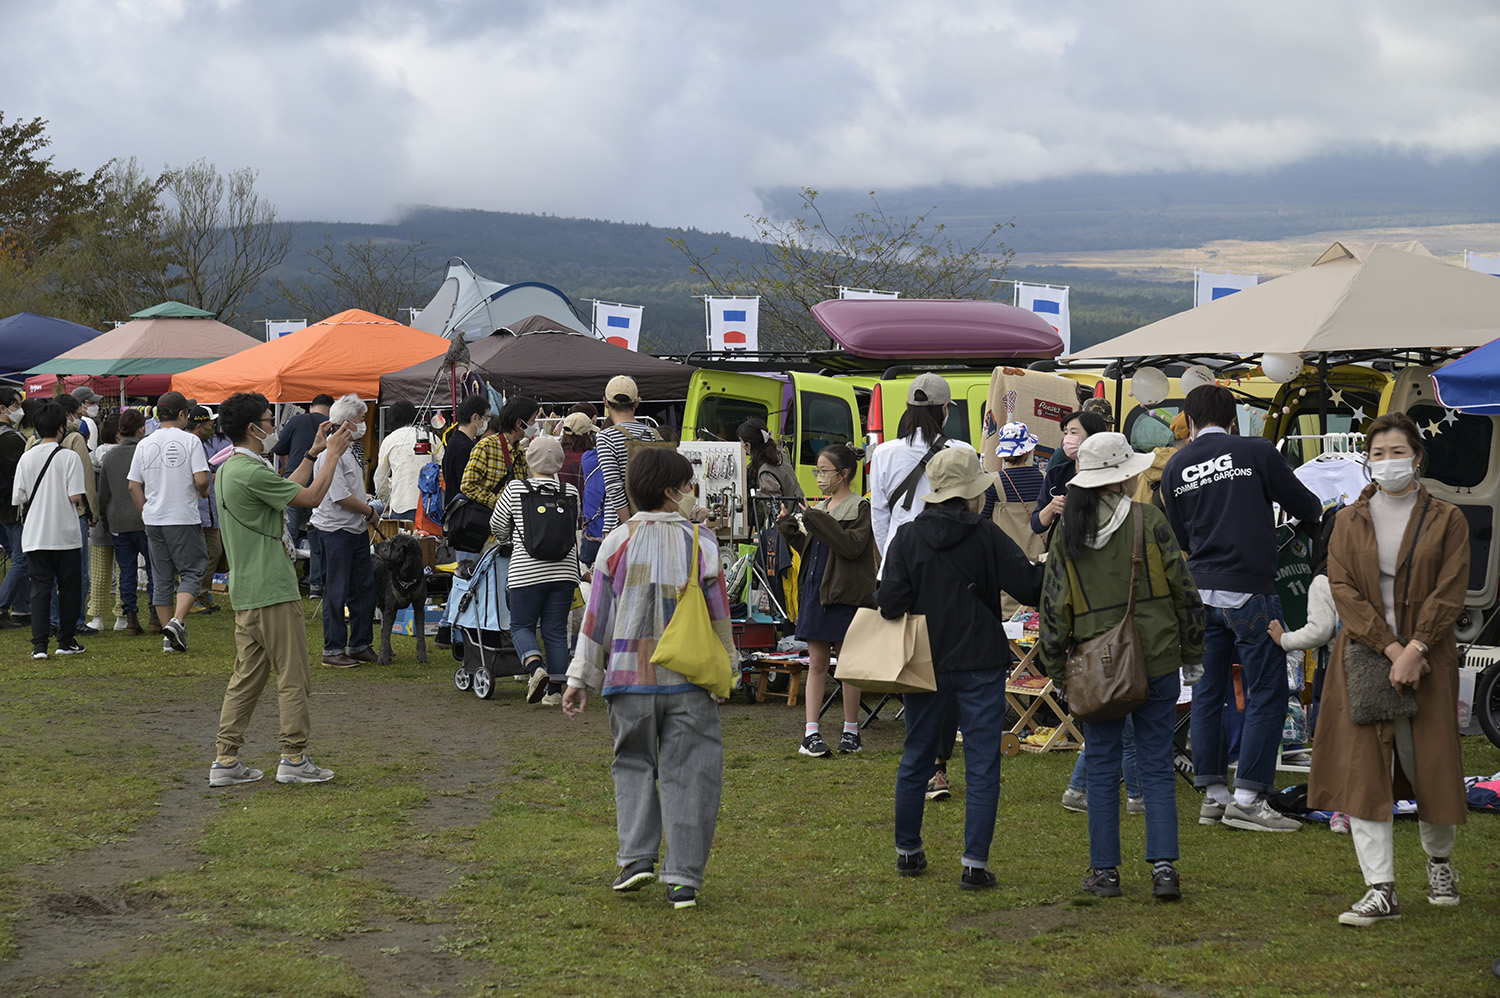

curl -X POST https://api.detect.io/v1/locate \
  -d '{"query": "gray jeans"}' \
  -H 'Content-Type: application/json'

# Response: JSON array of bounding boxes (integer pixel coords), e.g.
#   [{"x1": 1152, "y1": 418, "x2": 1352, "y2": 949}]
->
[
  {"x1": 146, "y1": 523, "x2": 209, "y2": 607},
  {"x1": 607, "y1": 690, "x2": 723, "y2": 889}
]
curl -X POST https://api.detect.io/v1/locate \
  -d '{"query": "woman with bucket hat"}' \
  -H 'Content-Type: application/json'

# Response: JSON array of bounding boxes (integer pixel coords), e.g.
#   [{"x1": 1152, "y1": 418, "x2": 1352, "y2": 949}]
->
[
  {"x1": 1037, "y1": 433, "x2": 1205, "y2": 901},
  {"x1": 877, "y1": 447, "x2": 1042, "y2": 890}
]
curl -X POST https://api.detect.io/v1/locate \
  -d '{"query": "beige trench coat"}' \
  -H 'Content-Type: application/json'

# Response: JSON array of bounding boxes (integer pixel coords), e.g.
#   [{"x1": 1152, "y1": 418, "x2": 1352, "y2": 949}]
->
[{"x1": 1308, "y1": 484, "x2": 1469, "y2": 825}]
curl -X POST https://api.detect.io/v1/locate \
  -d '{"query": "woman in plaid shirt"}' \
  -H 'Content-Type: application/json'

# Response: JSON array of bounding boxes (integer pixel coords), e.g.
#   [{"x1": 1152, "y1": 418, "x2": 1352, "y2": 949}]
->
[{"x1": 563, "y1": 448, "x2": 735, "y2": 909}]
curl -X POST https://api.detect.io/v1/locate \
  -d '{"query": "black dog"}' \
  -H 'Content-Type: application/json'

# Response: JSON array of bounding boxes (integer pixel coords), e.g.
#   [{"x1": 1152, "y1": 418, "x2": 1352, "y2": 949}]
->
[{"x1": 373, "y1": 534, "x2": 428, "y2": 665}]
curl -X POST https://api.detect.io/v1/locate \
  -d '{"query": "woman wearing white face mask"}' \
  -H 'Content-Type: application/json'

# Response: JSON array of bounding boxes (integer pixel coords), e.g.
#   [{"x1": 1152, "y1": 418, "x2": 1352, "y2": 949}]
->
[
  {"x1": 1032, "y1": 408, "x2": 1109, "y2": 537},
  {"x1": 1309, "y1": 411, "x2": 1470, "y2": 927}
]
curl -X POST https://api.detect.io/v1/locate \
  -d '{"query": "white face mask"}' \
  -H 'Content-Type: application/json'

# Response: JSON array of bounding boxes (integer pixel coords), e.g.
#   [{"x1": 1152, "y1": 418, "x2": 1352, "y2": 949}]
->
[
  {"x1": 1369, "y1": 456, "x2": 1417, "y2": 493},
  {"x1": 4, "y1": 405, "x2": 20, "y2": 423},
  {"x1": 256, "y1": 424, "x2": 280, "y2": 455},
  {"x1": 523, "y1": 421, "x2": 541, "y2": 440},
  {"x1": 86, "y1": 404, "x2": 99, "y2": 418},
  {"x1": 353, "y1": 422, "x2": 366, "y2": 437}
]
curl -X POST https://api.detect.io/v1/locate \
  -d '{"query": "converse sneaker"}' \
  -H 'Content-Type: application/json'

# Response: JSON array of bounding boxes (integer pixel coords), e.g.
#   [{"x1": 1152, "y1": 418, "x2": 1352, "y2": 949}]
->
[
  {"x1": 1338, "y1": 883, "x2": 1401, "y2": 926},
  {"x1": 1427, "y1": 859, "x2": 1459, "y2": 907},
  {"x1": 837, "y1": 731, "x2": 862, "y2": 754},
  {"x1": 799, "y1": 732, "x2": 832, "y2": 758},
  {"x1": 1199, "y1": 798, "x2": 1227, "y2": 826},
  {"x1": 276, "y1": 755, "x2": 335, "y2": 784},
  {"x1": 1060, "y1": 788, "x2": 1088, "y2": 812},
  {"x1": 1222, "y1": 797, "x2": 1301, "y2": 832},
  {"x1": 896, "y1": 851, "x2": 927, "y2": 877},
  {"x1": 925, "y1": 771, "x2": 952, "y2": 801},
  {"x1": 208, "y1": 760, "x2": 264, "y2": 787},
  {"x1": 612, "y1": 858, "x2": 655, "y2": 892},
  {"x1": 666, "y1": 884, "x2": 697, "y2": 909},
  {"x1": 1083, "y1": 867, "x2": 1122, "y2": 897}
]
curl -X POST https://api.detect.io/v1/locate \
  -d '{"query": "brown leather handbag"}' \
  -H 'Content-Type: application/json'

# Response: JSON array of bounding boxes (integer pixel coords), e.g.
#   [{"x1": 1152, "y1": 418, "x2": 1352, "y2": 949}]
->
[{"x1": 1064, "y1": 504, "x2": 1150, "y2": 724}]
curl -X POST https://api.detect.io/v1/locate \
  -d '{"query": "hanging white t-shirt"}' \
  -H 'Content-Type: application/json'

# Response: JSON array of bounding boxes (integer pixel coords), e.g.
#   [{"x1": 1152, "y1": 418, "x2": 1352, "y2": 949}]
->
[
  {"x1": 1293, "y1": 456, "x2": 1368, "y2": 510},
  {"x1": 128, "y1": 425, "x2": 210, "y2": 526},
  {"x1": 12, "y1": 442, "x2": 87, "y2": 551}
]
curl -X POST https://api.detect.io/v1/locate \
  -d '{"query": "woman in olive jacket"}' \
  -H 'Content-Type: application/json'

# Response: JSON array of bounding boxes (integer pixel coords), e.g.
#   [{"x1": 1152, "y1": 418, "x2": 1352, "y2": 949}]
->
[
  {"x1": 1308, "y1": 412, "x2": 1469, "y2": 927},
  {"x1": 1037, "y1": 433, "x2": 1205, "y2": 902}
]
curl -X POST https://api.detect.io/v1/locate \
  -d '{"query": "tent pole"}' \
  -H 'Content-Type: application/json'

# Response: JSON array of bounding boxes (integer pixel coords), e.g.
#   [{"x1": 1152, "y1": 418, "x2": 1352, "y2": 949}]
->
[
  {"x1": 1114, "y1": 361, "x2": 1125, "y2": 433},
  {"x1": 1318, "y1": 353, "x2": 1329, "y2": 434}
]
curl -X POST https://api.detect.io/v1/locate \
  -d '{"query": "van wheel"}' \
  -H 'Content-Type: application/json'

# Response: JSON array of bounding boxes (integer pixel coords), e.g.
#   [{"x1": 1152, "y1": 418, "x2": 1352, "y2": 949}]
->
[{"x1": 1477, "y1": 664, "x2": 1500, "y2": 750}]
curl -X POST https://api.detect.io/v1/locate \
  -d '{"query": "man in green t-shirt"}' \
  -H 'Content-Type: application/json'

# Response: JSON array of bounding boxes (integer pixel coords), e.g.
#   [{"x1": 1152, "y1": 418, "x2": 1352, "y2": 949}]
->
[{"x1": 208, "y1": 392, "x2": 353, "y2": 788}]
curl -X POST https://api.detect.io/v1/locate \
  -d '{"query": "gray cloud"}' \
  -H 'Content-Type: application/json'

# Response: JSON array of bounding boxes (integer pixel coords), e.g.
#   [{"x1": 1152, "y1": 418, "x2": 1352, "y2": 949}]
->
[{"x1": 4, "y1": 0, "x2": 1496, "y2": 234}]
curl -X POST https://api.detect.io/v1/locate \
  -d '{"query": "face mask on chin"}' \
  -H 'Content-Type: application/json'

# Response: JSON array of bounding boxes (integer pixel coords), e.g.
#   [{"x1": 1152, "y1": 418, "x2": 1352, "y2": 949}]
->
[{"x1": 1369, "y1": 456, "x2": 1417, "y2": 493}]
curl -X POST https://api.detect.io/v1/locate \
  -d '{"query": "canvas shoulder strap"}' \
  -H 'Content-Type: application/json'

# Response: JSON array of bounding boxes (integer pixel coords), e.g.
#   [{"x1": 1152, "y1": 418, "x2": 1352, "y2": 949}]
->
[
  {"x1": 21, "y1": 445, "x2": 65, "y2": 521},
  {"x1": 888, "y1": 436, "x2": 948, "y2": 512}
]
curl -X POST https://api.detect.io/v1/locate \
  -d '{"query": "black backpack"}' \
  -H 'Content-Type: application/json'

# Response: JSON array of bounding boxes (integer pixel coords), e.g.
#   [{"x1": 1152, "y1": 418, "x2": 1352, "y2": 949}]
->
[{"x1": 519, "y1": 481, "x2": 577, "y2": 561}]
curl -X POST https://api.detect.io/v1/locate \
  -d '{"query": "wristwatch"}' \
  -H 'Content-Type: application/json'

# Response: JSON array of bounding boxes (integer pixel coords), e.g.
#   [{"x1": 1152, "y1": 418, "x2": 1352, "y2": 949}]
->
[{"x1": 1410, "y1": 639, "x2": 1429, "y2": 655}]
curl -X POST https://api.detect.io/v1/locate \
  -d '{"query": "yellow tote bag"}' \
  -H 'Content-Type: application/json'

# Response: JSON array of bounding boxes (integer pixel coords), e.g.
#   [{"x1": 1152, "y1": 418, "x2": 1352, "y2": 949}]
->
[{"x1": 651, "y1": 523, "x2": 733, "y2": 698}]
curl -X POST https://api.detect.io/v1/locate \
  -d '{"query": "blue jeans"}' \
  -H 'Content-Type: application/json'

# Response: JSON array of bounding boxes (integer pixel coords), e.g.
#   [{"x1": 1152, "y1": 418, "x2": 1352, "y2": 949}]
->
[
  {"x1": 1084, "y1": 671, "x2": 1182, "y2": 868},
  {"x1": 0, "y1": 520, "x2": 28, "y2": 613},
  {"x1": 509, "y1": 579, "x2": 574, "y2": 682},
  {"x1": 50, "y1": 516, "x2": 88, "y2": 629},
  {"x1": 112, "y1": 531, "x2": 152, "y2": 615},
  {"x1": 896, "y1": 668, "x2": 1006, "y2": 868},
  {"x1": 1070, "y1": 715, "x2": 1142, "y2": 798},
  {"x1": 1192, "y1": 594, "x2": 1286, "y2": 794},
  {"x1": 579, "y1": 537, "x2": 602, "y2": 571},
  {"x1": 321, "y1": 529, "x2": 375, "y2": 655}
]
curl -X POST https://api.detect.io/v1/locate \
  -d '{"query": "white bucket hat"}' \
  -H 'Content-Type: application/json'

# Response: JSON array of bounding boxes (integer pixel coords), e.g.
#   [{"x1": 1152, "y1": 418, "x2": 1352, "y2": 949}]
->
[{"x1": 1068, "y1": 432, "x2": 1155, "y2": 489}]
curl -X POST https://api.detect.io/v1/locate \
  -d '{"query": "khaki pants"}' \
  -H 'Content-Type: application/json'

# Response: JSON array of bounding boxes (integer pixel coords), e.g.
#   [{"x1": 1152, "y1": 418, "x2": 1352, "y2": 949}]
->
[
  {"x1": 215, "y1": 600, "x2": 312, "y2": 762},
  {"x1": 201, "y1": 527, "x2": 223, "y2": 594}
]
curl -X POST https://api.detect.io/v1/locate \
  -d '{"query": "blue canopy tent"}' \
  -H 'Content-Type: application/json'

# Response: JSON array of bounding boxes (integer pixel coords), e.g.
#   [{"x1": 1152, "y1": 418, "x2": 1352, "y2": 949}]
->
[
  {"x1": 1433, "y1": 338, "x2": 1500, "y2": 413},
  {"x1": 0, "y1": 312, "x2": 104, "y2": 381}
]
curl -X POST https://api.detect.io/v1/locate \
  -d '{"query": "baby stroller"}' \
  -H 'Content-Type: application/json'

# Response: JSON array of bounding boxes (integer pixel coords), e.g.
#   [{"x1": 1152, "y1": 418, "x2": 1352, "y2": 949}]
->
[{"x1": 444, "y1": 545, "x2": 522, "y2": 699}]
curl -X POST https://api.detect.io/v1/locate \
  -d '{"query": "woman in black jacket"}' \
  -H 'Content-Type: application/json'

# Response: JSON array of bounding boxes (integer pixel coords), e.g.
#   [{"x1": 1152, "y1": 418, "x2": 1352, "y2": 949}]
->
[
  {"x1": 877, "y1": 447, "x2": 1042, "y2": 891},
  {"x1": 1031, "y1": 408, "x2": 1107, "y2": 538}
]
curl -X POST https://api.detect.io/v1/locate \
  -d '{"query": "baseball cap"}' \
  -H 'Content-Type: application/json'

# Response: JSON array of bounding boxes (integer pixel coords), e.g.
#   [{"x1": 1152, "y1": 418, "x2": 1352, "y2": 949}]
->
[
  {"x1": 907, "y1": 373, "x2": 951, "y2": 407},
  {"x1": 188, "y1": 405, "x2": 215, "y2": 425},
  {"x1": 71, "y1": 386, "x2": 103, "y2": 405},
  {"x1": 605, "y1": 375, "x2": 640, "y2": 406},
  {"x1": 562, "y1": 412, "x2": 595, "y2": 436}
]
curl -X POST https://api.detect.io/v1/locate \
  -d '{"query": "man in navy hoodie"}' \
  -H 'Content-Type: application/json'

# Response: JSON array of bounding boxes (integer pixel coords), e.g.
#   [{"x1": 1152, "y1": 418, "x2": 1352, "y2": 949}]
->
[{"x1": 1161, "y1": 385, "x2": 1322, "y2": 833}]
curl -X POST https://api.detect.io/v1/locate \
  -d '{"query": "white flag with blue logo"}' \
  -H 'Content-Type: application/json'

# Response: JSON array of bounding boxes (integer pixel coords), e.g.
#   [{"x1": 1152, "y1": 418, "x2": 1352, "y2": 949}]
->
[
  {"x1": 1465, "y1": 251, "x2": 1500, "y2": 278},
  {"x1": 1194, "y1": 270, "x2": 1258, "y2": 307},
  {"x1": 592, "y1": 302, "x2": 644, "y2": 351},
  {"x1": 1014, "y1": 283, "x2": 1071, "y2": 354},
  {"x1": 707, "y1": 297, "x2": 759, "y2": 352}
]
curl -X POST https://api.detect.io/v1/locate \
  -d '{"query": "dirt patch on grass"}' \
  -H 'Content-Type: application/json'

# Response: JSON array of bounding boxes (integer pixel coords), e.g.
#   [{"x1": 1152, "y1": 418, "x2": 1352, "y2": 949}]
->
[
  {"x1": 0, "y1": 671, "x2": 548, "y2": 997},
  {"x1": 950, "y1": 901, "x2": 1080, "y2": 942}
]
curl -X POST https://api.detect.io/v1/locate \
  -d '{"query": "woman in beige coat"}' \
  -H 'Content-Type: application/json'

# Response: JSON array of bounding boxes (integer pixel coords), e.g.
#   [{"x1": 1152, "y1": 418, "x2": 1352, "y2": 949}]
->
[{"x1": 1308, "y1": 412, "x2": 1469, "y2": 927}]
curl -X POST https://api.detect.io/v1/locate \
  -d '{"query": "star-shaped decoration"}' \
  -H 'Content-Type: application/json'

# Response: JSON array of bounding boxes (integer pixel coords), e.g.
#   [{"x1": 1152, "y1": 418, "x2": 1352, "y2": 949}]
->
[
  {"x1": 1424, "y1": 420, "x2": 1443, "y2": 437},
  {"x1": 1442, "y1": 408, "x2": 1460, "y2": 427},
  {"x1": 1350, "y1": 405, "x2": 1367, "y2": 424},
  {"x1": 1328, "y1": 389, "x2": 1346, "y2": 406}
]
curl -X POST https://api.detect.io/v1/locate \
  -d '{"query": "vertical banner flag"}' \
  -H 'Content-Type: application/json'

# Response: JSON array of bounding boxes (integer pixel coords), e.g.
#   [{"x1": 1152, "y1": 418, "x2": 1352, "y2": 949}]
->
[
  {"x1": 838, "y1": 287, "x2": 900, "y2": 299},
  {"x1": 707, "y1": 296, "x2": 759, "y2": 351},
  {"x1": 1465, "y1": 251, "x2": 1500, "y2": 277},
  {"x1": 591, "y1": 301, "x2": 644, "y2": 351},
  {"x1": 1194, "y1": 270, "x2": 1258, "y2": 307},
  {"x1": 265, "y1": 319, "x2": 307, "y2": 340},
  {"x1": 1013, "y1": 282, "x2": 1071, "y2": 354}
]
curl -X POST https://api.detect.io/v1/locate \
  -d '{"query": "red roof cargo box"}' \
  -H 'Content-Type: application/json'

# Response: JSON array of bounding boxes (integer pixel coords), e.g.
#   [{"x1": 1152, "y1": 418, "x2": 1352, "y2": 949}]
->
[{"x1": 810, "y1": 299, "x2": 1064, "y2": 361}]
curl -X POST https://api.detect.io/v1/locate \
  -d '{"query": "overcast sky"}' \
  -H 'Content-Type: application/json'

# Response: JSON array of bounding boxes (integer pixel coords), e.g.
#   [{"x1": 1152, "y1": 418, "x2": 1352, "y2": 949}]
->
[{"x1": 4, "y1": 0, "x2": 1497, "y2": 236}]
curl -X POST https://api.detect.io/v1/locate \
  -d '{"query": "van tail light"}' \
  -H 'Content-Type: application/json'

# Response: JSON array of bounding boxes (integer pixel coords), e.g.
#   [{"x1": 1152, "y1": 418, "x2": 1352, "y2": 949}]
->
[
  {"x1": 1093, "y1": 380, "x2": 1106, "y2": 399},
  {"x1": 868, "y1": 383, "x2": 884, "y2": 446}
]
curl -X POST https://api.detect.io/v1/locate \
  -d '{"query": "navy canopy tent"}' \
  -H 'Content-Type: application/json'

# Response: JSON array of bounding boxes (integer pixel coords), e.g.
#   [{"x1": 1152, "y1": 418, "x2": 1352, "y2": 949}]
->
[
  {"x1": 0, "y1": 312, "x2": 104, "y2": 380},
  {"x1": 1433, "y1": 338, "x2": 1500, "y2": 413}
]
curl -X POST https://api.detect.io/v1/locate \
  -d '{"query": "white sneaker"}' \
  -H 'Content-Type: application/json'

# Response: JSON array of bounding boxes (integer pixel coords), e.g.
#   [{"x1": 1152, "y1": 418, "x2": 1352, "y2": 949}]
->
[
  {"x1": 1427, "y1": 858, "x2": 1459, "y2": 906},
  {"x1": 540, "y1": 692, "x2": 563, "y2": 706},
  {"x1": 1222, "y1": 797, "x2": 1301, "y2": 832},
  {"x1": 1060, "y1": 788, "x2": 1088, "y2": 812},
  {"x1": 113, "y1": 615, "x2": 131, "y2": 631},
  {"x1": 276, "y1": 755, "x2": 335, "y2": 784},
  {"x1": 1338, "y1": 883, "x2": 1401, "y2": 925},
  {"x1": 209, "y1": 760, "x2": 264, "y2": 787}
]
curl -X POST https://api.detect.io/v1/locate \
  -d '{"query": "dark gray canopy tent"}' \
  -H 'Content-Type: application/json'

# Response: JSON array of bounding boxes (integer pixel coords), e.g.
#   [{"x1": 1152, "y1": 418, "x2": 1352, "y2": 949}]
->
[{"x1": 379, "y1": 314, "x2": 696, "y2": 406}]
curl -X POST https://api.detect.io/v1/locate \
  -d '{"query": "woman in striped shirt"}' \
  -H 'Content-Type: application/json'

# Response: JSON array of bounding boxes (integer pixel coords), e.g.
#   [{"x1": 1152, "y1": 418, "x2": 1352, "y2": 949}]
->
[{"x1": 491, "y1": 434, "x2": 579, "y2": 707}]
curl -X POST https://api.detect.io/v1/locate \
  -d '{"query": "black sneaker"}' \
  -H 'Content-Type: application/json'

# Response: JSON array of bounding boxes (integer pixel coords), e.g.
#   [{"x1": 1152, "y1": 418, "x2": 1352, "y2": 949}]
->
[
  {"x1": 837, "y1": 731, "x2": 862, "y2": 754},
  {"x1": 666, "y1": 884, "x2": 697, "y2": 909},
  {"x1": 799, "y1": 732, "x2": 832, "y2": 758},
  {"x1": 961, "y1": 866, "x2": 997, "y2": 891},
  {"x1": 612, "y1": 859, "x2": 656, "y2": 892},
  {"x1": 1083, "y1": 867, "x2": 1122, "y2": 897},
  {"x1": 55, "y1": 641, "x2": 86, "y2": 655},
  {"x1": 163, "y1": 617, "x2": 187, "y2": 652},
  {"x1": 74, "y1": 623, "x2": 98, "y2": 636},
  {"x1": 896, "y1": 851, "x2": 927, "y2": 877},
  {"x1": 1152, "y1": 865, "x2": 1181, "y2": 900}
]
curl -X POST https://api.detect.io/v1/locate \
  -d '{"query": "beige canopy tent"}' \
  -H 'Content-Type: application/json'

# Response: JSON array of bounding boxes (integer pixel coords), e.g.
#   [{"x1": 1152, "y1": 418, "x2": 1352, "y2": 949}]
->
[{"x1": 1068, "y1": 241, "x2": 1500, "y2": 361}]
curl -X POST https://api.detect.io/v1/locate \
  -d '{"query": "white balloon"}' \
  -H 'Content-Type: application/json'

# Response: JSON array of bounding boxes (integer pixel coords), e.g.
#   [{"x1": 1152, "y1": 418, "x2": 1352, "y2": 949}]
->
[
  {"x1": 1180, "y1": 365, "x2": 1217, "y2": 395},
  {"x1": 1261, "y1": 353, "x2": 1303, "y2": 383},
  {"x1": 1129, "y1": 367, "x2": 1169, "y2": 407}
]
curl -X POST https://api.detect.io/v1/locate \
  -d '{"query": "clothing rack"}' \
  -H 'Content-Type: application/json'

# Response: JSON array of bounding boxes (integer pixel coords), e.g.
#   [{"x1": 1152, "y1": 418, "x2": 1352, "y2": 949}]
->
[{"x1": 1279, "y1": 431, "x2": 1366, "y2": 458}]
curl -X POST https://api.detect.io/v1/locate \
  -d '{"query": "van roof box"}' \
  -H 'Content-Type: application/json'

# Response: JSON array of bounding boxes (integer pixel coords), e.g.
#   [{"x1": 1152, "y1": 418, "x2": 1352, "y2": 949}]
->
[{"x1": 810, "y1": 299, "x2": 1064, "y2": 361}]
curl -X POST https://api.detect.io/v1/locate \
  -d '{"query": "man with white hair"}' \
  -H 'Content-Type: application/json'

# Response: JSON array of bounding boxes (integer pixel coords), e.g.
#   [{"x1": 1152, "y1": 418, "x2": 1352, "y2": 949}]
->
[{"x1": 312, "y1": 394, "x2": 381, "y2": 668}]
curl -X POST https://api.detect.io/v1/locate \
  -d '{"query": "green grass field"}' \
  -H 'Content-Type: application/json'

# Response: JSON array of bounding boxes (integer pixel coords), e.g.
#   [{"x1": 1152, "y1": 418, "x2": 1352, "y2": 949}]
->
[{"x1": 0, "y1": 601, "x2": 1496, "y2": 997}]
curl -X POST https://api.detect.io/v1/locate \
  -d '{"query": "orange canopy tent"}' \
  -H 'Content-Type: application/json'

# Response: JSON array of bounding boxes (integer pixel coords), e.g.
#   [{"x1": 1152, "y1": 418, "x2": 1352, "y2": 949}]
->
[{"x1": 171, "y1": 309, "x2": 450, "y2": 403}]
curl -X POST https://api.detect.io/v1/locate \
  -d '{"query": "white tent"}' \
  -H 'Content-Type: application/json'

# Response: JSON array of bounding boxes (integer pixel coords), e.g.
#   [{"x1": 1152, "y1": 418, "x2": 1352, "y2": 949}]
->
[
  {"x1": 1069, "y1": 241, "x2": 1500, "y2": 360},
  {"x1": 410, "y1": 259, "x2": 592, "y2": 341}
]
